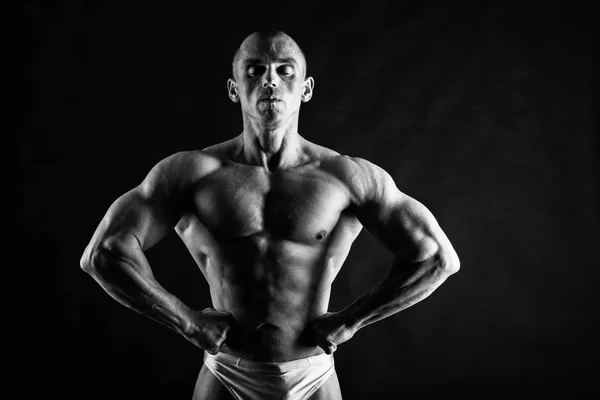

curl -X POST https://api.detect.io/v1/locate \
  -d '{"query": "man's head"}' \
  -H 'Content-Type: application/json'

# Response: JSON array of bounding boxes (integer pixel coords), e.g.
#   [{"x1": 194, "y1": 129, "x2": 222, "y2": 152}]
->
[
  {"x1": 227, "y1": 30, "x2": 314, "y2": 127},
  {"x1": 231, "y1": 30, "x2": 308, "y2": 80}
]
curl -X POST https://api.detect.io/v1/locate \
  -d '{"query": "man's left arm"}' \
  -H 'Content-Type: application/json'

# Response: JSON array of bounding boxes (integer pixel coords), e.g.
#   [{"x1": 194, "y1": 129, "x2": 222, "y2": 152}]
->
[{"x1": 309, "y1": 157, "x2": 460, "y2": 353}]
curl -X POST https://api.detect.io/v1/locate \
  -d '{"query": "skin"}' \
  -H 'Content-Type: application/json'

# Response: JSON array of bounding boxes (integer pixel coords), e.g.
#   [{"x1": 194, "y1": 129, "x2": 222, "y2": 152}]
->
[{"x1": 80, "y1": 31, "x2": 460, "y2": 399}]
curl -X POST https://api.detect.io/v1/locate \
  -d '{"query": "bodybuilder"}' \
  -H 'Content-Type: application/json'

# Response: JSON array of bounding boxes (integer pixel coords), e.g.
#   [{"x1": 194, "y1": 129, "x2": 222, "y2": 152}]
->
[{"x1": 80, "y1": 30, "x2": 460, "y2": 399}]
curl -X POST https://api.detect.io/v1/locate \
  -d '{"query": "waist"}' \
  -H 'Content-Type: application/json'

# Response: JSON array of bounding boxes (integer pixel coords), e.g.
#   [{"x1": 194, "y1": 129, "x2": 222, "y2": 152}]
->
[
  {"x1": 204, "y1": 350, "x2": 334, "y2": 373},
  {"x1": 220, "y1": 321, "x2": 325, "y2": 362}
]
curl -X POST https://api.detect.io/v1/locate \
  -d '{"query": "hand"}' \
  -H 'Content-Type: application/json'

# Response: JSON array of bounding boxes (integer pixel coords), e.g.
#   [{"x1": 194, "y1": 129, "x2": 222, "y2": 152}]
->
[
  {"x1": 304, "y1": 312, "x2": 357, "y2": 354},
  {"x1": 184, "y1": 308, "x2": 235, "y2": 355}
]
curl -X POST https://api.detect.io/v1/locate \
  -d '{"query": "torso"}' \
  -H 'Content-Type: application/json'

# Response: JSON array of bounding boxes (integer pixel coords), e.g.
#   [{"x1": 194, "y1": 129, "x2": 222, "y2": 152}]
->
[{"x1": 174, "y1": 137, "x2": 363, "y2": 361}]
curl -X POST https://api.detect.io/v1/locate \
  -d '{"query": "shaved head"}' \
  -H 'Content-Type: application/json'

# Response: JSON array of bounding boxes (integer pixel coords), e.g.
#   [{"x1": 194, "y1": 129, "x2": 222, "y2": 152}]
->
[
  {"x1": 232, "y1": 30, "x2": 307, "y2": 80},
  {"x1": 226, "y1": 28, "x2": 315, "y2": 127}
]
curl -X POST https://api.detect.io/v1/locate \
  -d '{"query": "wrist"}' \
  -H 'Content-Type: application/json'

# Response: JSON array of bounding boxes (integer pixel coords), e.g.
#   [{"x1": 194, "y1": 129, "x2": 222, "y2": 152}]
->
[
  {"x1": 340, "y1": 303, "x2": 361, "y2": 333},
  {"x1": 179, "y1": 307, "x2": 200, "y2": 338}
]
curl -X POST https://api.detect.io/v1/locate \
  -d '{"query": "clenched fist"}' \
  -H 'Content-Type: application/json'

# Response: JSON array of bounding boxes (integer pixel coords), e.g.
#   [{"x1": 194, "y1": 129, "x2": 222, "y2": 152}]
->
[
  {"x1": 184, "y1": 308, "x2": 235, "y2": 355},
  {"x1": 304, "y1": 312, "x2": 357, "y2": 354}
]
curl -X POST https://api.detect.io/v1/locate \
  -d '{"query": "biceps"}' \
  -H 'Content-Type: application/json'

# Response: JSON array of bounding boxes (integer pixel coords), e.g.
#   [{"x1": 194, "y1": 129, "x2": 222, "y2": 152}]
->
[
  {"x1": 392, "y1": 200, "x2": 442, "y2": 262},
  {"x1": 358, "y1": 195, "x2": 443, "y2": 262},
  {"x1": 98, "y1": 188, "x2": 180, "y2": 251}
]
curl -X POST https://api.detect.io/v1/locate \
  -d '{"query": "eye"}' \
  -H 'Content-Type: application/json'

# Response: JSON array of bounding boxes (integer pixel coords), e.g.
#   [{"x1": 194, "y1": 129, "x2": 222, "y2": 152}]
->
[
  {"x1": 278, "y1": 65, "x2": 294, "y2": 76},
  {"x1": 247, "y1": 65, "x2": 265, "y2": 77}
]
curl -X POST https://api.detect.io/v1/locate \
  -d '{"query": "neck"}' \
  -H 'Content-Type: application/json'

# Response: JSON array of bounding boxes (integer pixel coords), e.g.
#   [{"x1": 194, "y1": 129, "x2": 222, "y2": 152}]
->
[{"x1": 240, "y1": 114, "x2": 304, "y2": 171}]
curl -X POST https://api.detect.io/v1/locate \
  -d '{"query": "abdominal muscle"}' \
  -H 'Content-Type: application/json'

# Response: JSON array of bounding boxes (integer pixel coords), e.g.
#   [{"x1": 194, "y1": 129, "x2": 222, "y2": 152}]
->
[
  {"x1": 207, "y1": 245, "x2": 336, "y2": 362},
  {"x1": 215, "y1": 283, "x2": 330, "y2": 362}
]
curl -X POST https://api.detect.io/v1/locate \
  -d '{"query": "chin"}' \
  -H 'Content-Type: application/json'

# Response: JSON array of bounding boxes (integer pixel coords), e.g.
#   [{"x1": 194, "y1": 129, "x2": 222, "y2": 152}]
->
[{"x1": 259, "y1": 111, "x2": 284, "y2": 125}]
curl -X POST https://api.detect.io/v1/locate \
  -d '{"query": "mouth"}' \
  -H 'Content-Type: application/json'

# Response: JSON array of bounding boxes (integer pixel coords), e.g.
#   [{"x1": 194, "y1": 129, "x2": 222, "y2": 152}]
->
[{"x1": 260, "y1": 97, "x2": 281, "y2": 102}]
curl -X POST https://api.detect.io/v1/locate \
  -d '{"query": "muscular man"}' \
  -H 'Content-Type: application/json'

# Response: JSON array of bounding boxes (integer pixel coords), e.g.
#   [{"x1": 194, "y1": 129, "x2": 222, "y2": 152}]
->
[{"x1": 80, "y1": 30, "x2": 460, "y2": 400}]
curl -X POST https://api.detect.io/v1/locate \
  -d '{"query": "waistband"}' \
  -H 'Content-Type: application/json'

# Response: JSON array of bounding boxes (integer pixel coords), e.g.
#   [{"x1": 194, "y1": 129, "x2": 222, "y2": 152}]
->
[{"x1": 204, "y1": 351, "x2": 334, "y2": 373}]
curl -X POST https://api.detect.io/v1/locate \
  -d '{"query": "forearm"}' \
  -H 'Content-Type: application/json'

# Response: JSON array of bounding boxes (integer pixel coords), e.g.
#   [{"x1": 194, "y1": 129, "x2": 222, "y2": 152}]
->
[
  {"x1": 81, "y1": 236, "x2": 194, "y2": 337},
  {"x1": 341, "y1": 252, "x2": 457, "y2": 332}
]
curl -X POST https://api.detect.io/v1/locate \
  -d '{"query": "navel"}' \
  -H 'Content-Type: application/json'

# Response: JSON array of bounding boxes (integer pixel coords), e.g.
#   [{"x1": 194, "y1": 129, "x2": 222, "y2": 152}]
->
[{"x1": 316, "y1": 230, "x2": 328, "y2": 240}]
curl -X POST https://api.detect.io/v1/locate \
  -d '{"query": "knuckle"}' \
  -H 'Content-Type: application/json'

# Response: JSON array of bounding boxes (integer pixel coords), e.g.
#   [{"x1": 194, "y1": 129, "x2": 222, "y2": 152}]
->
[{"x1": 206, "y1": 343, "x2": 219, "y2": 354}]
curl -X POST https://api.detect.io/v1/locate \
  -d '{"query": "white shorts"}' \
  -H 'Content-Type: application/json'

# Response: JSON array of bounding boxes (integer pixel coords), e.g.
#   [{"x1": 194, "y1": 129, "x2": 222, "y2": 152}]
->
[{"x1": 203, "y1": 351, "x2": 335, "y2": 400}]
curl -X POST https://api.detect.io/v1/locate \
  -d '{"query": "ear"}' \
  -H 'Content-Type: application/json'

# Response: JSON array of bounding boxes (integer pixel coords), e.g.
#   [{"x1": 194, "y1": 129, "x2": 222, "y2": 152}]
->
[
  {"x1": 301, "y1": 76, "x2": 314, "y2": 102},
  {"x1": 227, "y1": 79, "x2": 239, "y2": 103}
]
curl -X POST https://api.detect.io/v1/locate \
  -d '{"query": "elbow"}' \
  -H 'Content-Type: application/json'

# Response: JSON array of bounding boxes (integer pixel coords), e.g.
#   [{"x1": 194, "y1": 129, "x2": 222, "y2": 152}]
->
[
  {"x1": 441, "y1": 247, "x2": 460, "y2": 275},
  {"x1": 80, "y1": 244, "x2": 96, "y2": 275},
  {"x1": 80, "y1": 237, "x2": 125, "y2": 276},
  {"x1": 416, "y1": 237, "x2": 460, "y2": 276}
]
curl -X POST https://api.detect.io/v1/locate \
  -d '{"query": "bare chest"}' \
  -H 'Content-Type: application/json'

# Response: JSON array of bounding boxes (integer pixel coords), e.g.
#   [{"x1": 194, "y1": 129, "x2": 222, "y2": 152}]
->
[{"x1": 191, "y1": 165, "x2": 351, "y2": 244}]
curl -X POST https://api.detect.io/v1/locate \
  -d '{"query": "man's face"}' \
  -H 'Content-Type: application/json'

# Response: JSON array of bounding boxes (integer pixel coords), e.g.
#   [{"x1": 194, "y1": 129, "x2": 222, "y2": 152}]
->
[{"x1": 229, "y1": 34, "x2": 313, "y2": 126}]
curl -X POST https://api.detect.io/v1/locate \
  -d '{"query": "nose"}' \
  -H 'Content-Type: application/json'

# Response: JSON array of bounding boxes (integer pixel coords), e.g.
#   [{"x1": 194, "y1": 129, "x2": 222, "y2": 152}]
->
[{"x1": 261, "y1": 67, "x2": 278, "y2": 88}]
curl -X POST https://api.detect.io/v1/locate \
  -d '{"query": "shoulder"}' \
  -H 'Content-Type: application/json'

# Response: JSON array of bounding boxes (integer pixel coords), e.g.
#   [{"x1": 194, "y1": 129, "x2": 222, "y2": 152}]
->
[
  {"x1": 152, "y1": 150, "x2": 222, "y2": 178},
  {"x1": 299, "y1": 136, "x2": 341, "y2": 160},
  {"x1": 320, "y1": 155, "x2": 399, "y2": 207},
  {"x1": 141, "y1": 149, "x2": 225, "y2": 195},
  {"x1": 200, "y1": 137, "x2": 240, "y2": 159}
]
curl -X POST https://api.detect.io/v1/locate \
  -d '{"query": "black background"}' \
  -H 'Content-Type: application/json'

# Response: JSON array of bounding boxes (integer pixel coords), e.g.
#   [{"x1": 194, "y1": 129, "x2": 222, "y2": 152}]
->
[{"x1": 19, "y1": 0, "x2": 596, "y2": 399}]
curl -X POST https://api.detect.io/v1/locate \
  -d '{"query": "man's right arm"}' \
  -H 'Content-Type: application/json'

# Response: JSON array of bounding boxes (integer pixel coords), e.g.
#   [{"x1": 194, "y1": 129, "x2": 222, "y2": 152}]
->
[{"x1": 80, "y1": 152, "x2": 232, "y2": 354}]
